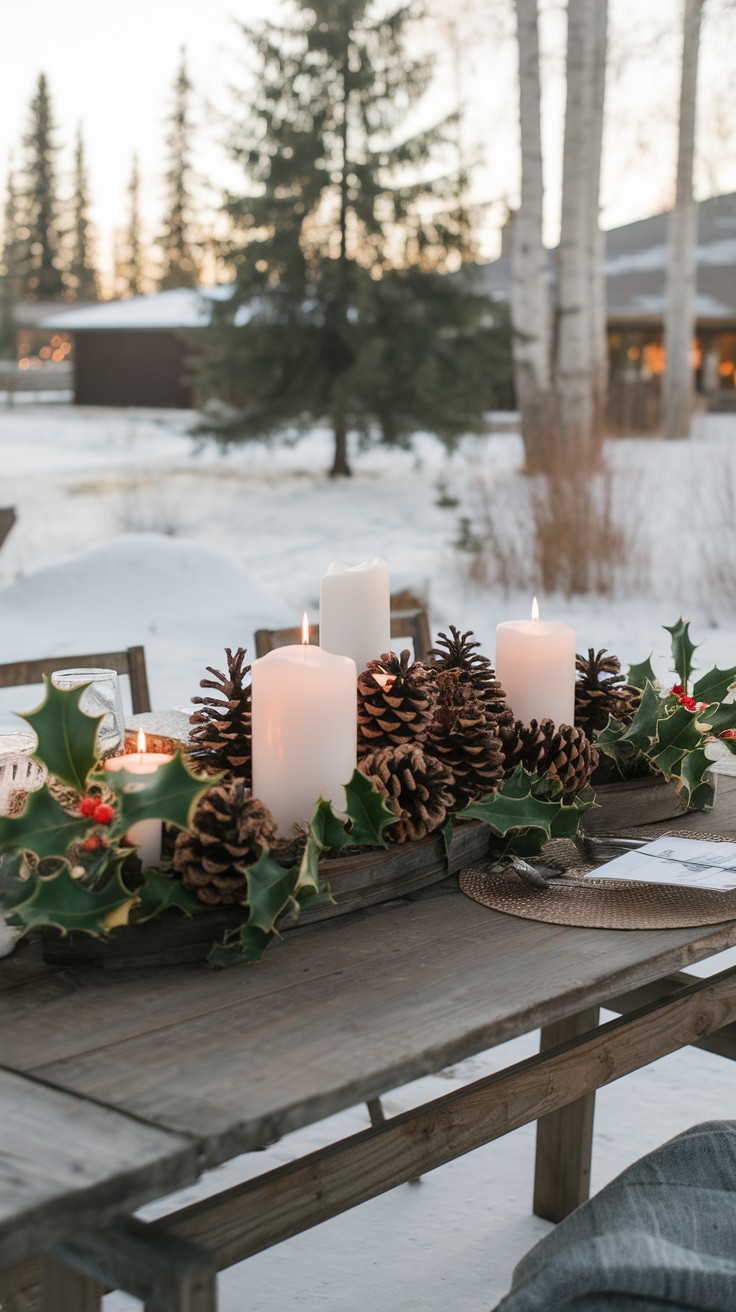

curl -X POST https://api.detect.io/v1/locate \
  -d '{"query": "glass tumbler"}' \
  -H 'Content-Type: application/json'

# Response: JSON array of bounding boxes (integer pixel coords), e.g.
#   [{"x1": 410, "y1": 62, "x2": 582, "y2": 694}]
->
[{"x1": 50, "y1": 668, "x2": 126, "y2": 759}]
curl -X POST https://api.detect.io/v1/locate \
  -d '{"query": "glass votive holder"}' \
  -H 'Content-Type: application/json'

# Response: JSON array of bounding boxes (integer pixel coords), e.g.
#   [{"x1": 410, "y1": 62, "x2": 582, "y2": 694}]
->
[
  {"x1": 0, "y1": 730, "x2": 46, "y2": 818},
  {"x1": 50, "y1": 667, "x2": 126, "y2": 759}
]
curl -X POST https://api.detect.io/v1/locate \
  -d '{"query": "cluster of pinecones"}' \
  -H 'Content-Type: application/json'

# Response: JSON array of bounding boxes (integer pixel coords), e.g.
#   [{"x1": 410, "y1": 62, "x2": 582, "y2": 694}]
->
[{"x1": 175, "y1": 634, "x2": 638, "y2": 901}]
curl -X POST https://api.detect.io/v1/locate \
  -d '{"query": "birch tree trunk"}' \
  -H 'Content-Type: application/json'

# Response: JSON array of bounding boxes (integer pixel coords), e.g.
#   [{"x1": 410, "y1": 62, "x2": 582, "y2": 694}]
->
[
  {"x1": 587, "y1": 0, "x2": 608, "y2": 462},
  {"x1": 512, "y1": 0, "x2": 553, "y2": 471},
  {"x1": 555, "y1": 0, "x2": 595, "y2": 464},
  {"x1": 663, "y1": 0, "x2": 704, "y2": 440}
]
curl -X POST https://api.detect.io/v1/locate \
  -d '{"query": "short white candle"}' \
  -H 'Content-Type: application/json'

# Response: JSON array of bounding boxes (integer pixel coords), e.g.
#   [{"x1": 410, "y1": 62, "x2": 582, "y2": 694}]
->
[
  {"x1": 252, "y1": 618, "x2": 357, "y2": 834},
  {"x1": 495, "y1": 598, "x2": 576, "y2": 727},
  {"x1": 319, "y1": 557, "x2": 391, "y2": 672},
  {"x1": 104, "y1": 731, "x2": 173, "y2": 867}
]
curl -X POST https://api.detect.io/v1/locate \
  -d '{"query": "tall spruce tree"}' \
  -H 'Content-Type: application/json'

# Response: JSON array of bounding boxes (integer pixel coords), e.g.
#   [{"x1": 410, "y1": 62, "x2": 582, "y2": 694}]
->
[
  {"x1": 0, "y1": 162, "x2": 22, "y2": 359},
  {"x1": 159, "y1": 49, "x2": 200, "y2": 290},
  {"x1": 120, "y1": 155, "x2": 145, "y2": 296},
  {"x1": 21, "y1": 72, "x2": 64, "y2": 300},
  {"x1": 66, "y1": 125, "x2": 99, "y2": 302},
  {"x1": 200, "y1": 0, "x2": 508, "y2": 476}
]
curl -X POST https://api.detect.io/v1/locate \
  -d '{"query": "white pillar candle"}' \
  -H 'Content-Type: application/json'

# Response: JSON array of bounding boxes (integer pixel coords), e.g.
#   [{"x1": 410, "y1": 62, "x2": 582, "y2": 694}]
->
[
  {"x1": 319, "y1": 557, "x2": 391, "y2": 672},
  {"x1": 104, "y1": 731, "x2": 173, "y2": 867},
  {"x1": 495, "y1": 598, "x2": 576, "y2": 727},
  {"x1": 252, "y1": 620, "x2": 357, "y2": 834}
]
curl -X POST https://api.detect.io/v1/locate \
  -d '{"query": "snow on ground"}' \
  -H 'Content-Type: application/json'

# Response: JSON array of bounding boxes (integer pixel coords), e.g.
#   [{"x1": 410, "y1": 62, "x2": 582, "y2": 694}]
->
[{"x1": 2, "y1": 403, "x2": 736, "y2": 1309}]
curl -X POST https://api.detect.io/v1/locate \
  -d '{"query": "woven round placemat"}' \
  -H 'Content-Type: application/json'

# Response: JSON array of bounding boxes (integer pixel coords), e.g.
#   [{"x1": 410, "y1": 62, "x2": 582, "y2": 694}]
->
[{"x1": 459, "y1": 832, "x2": 736, "y2": 930}]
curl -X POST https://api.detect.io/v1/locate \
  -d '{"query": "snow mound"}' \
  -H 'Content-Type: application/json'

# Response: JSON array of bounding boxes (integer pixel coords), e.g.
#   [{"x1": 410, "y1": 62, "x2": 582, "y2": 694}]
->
[{"x1": 0, "y1": 534, "x2": 291, "y2": 718}]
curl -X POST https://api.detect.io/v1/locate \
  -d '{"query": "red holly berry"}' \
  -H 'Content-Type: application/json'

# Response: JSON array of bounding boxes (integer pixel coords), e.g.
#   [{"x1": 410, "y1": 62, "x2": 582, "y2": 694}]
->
[
  {"x1": 79, "y1": 797, "x2": 98, "y2": 818},
  {"x1": 92, "y1": 802, "x2": 115, "y2": 825},
  {"x1": 81, "y1": 835, "x2": 103, "y2": 852},
  {"x1": 719, "y1": 729, "x2": 736, "y2": 740},
  {"x1": 671, "y1": 684, "x2": 685, "y2": 698},
  {"x1": 679, "y1": 695, "x2": 697, "y2": 711}
]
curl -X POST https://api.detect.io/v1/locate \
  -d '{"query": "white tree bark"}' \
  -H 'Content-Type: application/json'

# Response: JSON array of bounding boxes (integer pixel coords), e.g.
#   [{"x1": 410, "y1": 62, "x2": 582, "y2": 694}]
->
[
  {"x1": 663, "y1": 0, "x2": 704, "y2": 440},
  {"x1": 587, "y1": 0, "x2": 608, "y2": 458},
  {"x1": 511, "y1": 0, "x2": 553, "y2": 470},
  {"x1": 556, "y1": 0, "x2": 596, "y2": 462}
]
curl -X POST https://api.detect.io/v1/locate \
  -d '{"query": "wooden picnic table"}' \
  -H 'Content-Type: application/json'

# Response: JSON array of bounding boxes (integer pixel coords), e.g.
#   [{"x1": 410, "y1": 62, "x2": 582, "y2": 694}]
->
[{"x1": 2, "y1": 876, "x2": 736, "y2": 1310}]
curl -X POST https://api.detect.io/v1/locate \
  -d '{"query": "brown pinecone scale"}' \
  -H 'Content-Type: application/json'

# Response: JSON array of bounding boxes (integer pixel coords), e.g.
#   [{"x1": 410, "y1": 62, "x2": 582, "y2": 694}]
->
[
  {"x1": 428, "y1": 670, "x2": 504, "y2": 810},
  {"x1": 575, "y1": 648, "x2": 641, "y2": 735},
  {"x1": 173, "y1": 782, "x2": 276, "y2": 905},
  {"x1": 360, "y1": 743, "x2": 454, "y2": 843},
  {"x1": 427, "y1": 625, "x2": 513, "y2": 732},
  {"x1": 189, "y1": 647, "x2": 252, "y2": 782},
  {"x1": 501, "y1": 718, "x2": 598, "y2": 798},
  {"x1": 357, "y1": 650, "x2": 436, "y2": 753}
]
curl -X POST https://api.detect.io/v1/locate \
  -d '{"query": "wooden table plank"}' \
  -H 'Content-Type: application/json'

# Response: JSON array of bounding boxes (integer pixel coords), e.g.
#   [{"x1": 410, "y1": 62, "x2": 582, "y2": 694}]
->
[
  {"x1": 3, "y1": 890, "x2": 736, "y2": 1167},
  {"x1": 0, "y1": 1069, "x2": 198, "y2": 1269}
]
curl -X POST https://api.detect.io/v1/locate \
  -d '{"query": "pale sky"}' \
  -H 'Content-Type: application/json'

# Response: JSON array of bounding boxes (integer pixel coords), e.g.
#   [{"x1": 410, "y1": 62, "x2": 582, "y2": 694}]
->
[{"x1": 2, "y1": 0, "x2": 736, "y2": 292}]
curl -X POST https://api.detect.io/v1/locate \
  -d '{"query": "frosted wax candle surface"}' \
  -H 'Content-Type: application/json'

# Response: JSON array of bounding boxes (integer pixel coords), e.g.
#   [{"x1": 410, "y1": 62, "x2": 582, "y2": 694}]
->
[
  {"x1": 252, "y1": 643, "x2": 357, "y2": 834},
  {"x1": 495, "y1": 617, "x2": 576, "y2": 727},
  {"x1": 104, "y1": 749, "x2": 172, "y2": 867},
  {"x1": 319, "y1": 557, "x2": 391, "y2": 672}
]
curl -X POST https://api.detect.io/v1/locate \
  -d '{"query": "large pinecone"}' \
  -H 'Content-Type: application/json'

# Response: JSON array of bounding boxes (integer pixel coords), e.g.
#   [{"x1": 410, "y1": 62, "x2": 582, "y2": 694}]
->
[
  {"x1": 360, "y1": 743, "x2": 455, "y2": 843},
  {"x1": 500, "y1": 718, "x2": 598, "y2": 798},
  {"x1": 575, "y1": 648, "x2": 641, "y2": 735},
  {"x1": 172, "y1": 782, "x2": 276, "y2": 905},
  {"x1": 357, "y1": 650, "x2": 436, "y2": 754},
  {"x1": 426, "y1": 626, "x2": 513, "y2": 732},
  {"x1": 189, "y1": 647, "x2": 252, "y2": 782},
  {"x1": 428, "y1": 670, "x2": 504, "y2": 811}
]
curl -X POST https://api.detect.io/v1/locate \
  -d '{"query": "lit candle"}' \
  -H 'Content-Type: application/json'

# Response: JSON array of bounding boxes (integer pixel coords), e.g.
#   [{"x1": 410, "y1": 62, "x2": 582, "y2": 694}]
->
[
  {"x1": 495, "y1": 597, "x2": 576, "y2": 727},
  {"x1": 319, "y1": 557, "x2": 391, "y2": 671},
  {"x1": 104, "y1": 729, "x2": 173, "y2": 867},
  {"x1": 252, "y1": 615, "x2": 357, "y2": 834}
]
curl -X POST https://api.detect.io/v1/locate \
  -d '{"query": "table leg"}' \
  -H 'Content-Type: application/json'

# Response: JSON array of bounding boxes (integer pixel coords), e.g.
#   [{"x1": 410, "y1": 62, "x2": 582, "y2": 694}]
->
[
  {"x1": 39, "y1": 1256, "x2": 103, "y2": 1312},
  {"x1": 533, "y1": 1005, "x2": 600, "y2": 1223}
]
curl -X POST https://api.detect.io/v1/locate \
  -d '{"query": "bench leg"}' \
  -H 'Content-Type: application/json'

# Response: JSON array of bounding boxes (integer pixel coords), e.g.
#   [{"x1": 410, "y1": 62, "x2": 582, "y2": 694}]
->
[
  {"x1": 533, "y1": 1006, "x2": 600, "y2": 1222},
  {"x1": 54, "y1": 1217, "x2": 217, "y2": 1312},
  {"x1": 39, "y1": 1256, "x2": 103, "y2": 1312}
]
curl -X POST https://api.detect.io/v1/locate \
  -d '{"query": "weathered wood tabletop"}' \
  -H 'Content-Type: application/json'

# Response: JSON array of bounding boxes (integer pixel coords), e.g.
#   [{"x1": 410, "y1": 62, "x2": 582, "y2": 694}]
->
[{"x1": 3, "y1": 879, "x2": 736, "y2": 1308}]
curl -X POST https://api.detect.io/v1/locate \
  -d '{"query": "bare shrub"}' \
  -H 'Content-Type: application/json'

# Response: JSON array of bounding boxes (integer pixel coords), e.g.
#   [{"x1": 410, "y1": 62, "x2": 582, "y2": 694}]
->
[
  {"x1": 456, "y1": 452, "x2": 645, "y2": 597},
  {"x1": 116, "y1": 480, "x2": 184, "y2": 537}
]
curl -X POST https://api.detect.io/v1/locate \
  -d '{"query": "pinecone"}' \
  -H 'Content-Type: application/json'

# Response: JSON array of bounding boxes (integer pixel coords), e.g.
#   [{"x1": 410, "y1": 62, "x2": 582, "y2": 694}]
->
[
  {"x1": 172, "y1": 782, "x2": 277, "y2": 906},
  {"x1": 575, "y1": 648, "x2": 641, "y2": 735},
  {"x1": 189, "y1": 648, "x2": 252, "y2": 782},
  {"x1": 357, "y1": 650, "x2": 437, "y2": 753},
  {"x1": 426, "y1": 625, "x2": 513, "y2": 732},
  {"x1": 428, "y1": 670, "x2": 504, "y2": 810},
  {"x1": 501, "y1": 718, "x2": 598, "y2": 798},
  {"x1": 360, "y1": 743, "x2": 454, "y2": 843}
]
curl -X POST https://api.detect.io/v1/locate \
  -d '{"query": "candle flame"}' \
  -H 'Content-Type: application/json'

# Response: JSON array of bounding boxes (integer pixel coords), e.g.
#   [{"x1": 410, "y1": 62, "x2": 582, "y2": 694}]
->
[
  {"x1": 302, "y1": 612, "x2": 310, "y2": 646},
  {"x1": 531, "y1": 596, "x2": 540, "y2": 622},
  {"x1": 137, "y1": 729, "x2": 147, "y2": 754}
]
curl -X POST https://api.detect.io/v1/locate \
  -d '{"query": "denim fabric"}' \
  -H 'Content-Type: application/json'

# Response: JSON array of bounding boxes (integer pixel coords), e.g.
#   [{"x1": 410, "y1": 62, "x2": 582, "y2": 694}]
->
[{"x1": 493, "y1": 1122, "x2": 736, "y2": 1312}]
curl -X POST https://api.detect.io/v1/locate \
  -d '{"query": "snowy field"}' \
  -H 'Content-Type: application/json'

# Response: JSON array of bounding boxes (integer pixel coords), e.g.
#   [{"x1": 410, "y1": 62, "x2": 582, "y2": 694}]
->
[{"x1": 2, "y1": 404, "x2": 736, "y2": 1310}]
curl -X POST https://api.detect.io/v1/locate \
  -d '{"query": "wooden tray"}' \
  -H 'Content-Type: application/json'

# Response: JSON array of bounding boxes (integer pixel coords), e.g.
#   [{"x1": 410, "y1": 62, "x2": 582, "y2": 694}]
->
[
  {"x1": 582, "y1": 760, "x2": 736, "y2": 837},
  {"x1": 40, "y1": 820, "x2": 492, "y2": 968}
]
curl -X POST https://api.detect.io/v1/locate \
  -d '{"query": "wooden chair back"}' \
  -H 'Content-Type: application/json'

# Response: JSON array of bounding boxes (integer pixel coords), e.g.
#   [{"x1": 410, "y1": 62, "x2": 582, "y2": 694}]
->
[
  {"x1": 0, "y1": 645, "x2": 152, "y2": 714},
  {"x1": 255, "y1": 607, "x2": 432, "y2": 662}
]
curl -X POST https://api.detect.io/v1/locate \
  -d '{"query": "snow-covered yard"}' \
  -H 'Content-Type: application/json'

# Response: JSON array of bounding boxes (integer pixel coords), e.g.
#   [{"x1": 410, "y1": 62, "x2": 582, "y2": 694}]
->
[{"x1": 2, "y1": 403, "x2": 736, "y2": 1310}]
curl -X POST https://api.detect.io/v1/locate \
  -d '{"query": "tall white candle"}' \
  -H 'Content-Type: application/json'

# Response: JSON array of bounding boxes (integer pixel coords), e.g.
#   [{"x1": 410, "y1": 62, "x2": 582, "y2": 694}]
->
[
  {"x1": 495, "y1": 598, "x2": 576, "y2": 727},
  {"x1": 252, "y1": 621, "x2": 357, "y2": 834},
  {"x1": 104, "y1": 731, "x2": 172, "y2": 867},
  {"x1": 319, "y1": 557, "x2": 391, "y2": 672}
]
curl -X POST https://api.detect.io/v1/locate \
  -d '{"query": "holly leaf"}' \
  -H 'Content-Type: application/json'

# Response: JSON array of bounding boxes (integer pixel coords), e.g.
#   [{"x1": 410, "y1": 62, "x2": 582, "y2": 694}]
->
[
  {"x1": 0, "y1": 788, "x2": 88, "y2": 860},
  {"x1": 108, "y1": 753, "x2": 213, "y2": 831},
  {"x1": 664, "y1": 618, "x2": 699, "y2": 691},
  {"x1": 627, "y1": 656, "x2": 657, "y2": 690},
  {"x1": 693, "y1": 665, "x2": 736, "y2": 707},
  {"x1": 308, "y1": 796, "x2": 353, "y2": 853},
  {"x1": 4, "y1": 864, "x2": 136, "y2": 937},
  {"x1": 674, "y1": 747, "x2": 715, "y2": 810},
  {"x1": 649, "y1": 703, "x2": 705, "y2": 777},
  {"x1": 457, "y1": 767, "x2": 571, "y2": 839},
  {"x1": 21, "y1": 678, "x2": 102, "y2": 791},
  {"x1": 344, "y1": 770, "x2": 398, "y2": 846},
  {"x1": 615, "y1": 681, "x2": 663, "y2": 749},
  {"x1": 208, "y1": 924, "x2": 275, "y2": 968},
  {"x1": 244, "y1": 849, "x2": 299, "y2": 933},
  {"x1": 136, "y1": 869, "x2": 202, "y2": 920}
]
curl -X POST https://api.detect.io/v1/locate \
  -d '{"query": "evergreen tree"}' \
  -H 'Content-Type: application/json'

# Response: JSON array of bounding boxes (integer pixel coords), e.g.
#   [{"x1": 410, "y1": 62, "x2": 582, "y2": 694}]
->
[
  {"x1": 66, "y1": 125, "x2": 99, "y2": 302},
  {"x1": 120, "y1": 155, "x2": 146, "y2": 296},
  {"x1": 159, "y1": 48, "x2": 200, "y2": 290},
  {"x1": 20, "y1": 72, "x2": 64, "y2": 300},
  {"x1": 0, "y1": 162, "x2": 23, "y2": 359},
  {"x1": 200, "y1": 0, "x2": 509, "y2": 476}
]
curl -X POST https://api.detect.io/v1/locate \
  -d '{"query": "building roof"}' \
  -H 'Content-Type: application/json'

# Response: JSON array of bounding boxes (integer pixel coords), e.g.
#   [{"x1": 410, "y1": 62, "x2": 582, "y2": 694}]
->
[
  {"x1": 473, "y1": 191, "x2": 736, "y2": 324},
  {"x1": 41, "y1": 286, "x2": 232, "y2": 331}
]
